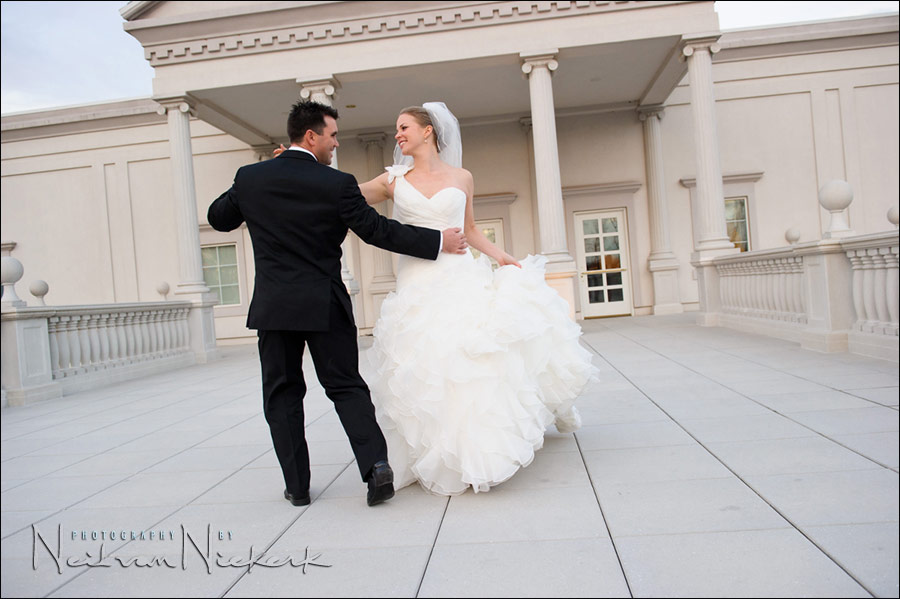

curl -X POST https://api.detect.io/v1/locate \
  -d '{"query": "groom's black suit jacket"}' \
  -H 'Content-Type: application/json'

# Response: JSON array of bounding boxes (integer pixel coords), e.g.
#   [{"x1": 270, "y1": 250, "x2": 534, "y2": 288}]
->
[{"x1": 207, "y1": 150, "x2": 440, "y2": 331}]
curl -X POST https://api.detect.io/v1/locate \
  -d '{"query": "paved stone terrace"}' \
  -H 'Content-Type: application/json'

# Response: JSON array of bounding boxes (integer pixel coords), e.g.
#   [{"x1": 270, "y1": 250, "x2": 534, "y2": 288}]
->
[{"x1": 1, "y1": 314, "x2": 897, "y2": 597}]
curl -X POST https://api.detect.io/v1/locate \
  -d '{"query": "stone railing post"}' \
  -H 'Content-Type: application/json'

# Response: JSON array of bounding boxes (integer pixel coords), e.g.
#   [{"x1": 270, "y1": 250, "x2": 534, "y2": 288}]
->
[{"x1": 1, "y1": 257, "x2": 61, "y2": 406}]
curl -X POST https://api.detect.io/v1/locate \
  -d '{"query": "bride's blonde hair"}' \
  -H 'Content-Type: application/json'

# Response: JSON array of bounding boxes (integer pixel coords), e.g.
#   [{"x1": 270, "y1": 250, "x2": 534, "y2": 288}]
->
[{"x1": 400, "y1": 106, "x2": 440, "y2": 152}]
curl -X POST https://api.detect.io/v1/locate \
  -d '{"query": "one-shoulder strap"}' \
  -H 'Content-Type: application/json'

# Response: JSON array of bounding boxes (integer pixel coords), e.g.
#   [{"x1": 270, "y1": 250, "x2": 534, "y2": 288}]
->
[{"x1": 385, "y1": 164, "x2": 414, "y2": 184}]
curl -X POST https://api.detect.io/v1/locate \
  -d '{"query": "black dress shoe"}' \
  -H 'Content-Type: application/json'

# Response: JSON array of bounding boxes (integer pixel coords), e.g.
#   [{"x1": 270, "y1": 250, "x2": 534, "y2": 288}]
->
[
  {"x1": 284, "y1": 489, "x2": 311, "y2": 506},
  {"x1": 366, "y1": 460, "x2": 395, "y2": 507}
]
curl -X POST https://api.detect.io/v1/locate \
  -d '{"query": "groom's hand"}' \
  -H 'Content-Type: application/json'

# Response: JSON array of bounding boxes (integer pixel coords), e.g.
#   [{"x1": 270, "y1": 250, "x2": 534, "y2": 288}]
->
[{"x1": 441, "y1": 228, "x2": 468, "y2": 254}]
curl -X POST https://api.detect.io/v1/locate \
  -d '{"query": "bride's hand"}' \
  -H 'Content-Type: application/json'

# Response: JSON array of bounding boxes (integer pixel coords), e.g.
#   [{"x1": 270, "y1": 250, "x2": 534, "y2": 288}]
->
[
  {"x1": 498, "y1": 253, "x2": 521, "y2": 268},
  {"x1": 273, "y1": 144, "x2": 287, "y2": 158}
]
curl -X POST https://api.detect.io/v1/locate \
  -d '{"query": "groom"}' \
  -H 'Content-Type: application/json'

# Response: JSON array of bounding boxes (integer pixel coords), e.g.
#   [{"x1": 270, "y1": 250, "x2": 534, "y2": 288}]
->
[{"x1": 207, "y1": 100, "x2": 467, "y2": 507}]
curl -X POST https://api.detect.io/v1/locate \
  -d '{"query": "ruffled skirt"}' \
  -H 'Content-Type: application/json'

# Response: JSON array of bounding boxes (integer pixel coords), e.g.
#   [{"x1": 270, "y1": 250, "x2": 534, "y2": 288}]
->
[{"x1": 369, "y1": 252, "x2": 595, "y2": 496}]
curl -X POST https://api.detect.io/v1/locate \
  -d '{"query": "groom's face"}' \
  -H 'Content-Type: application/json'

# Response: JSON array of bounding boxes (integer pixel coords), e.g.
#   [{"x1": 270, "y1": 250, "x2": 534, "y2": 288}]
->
[{"x1": 309, "y1": 116, "x2": 339, "y2": 165}]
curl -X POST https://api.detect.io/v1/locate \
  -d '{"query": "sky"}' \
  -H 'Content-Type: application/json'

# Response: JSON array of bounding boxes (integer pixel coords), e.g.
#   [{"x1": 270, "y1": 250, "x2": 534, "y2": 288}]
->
[{"x1": 1, "y1": 1, "x2": 898, "y2": 115}]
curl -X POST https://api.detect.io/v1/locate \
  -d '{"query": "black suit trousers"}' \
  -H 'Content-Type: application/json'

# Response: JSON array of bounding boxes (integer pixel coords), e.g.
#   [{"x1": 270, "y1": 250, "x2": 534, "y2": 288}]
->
[{"x1": 258, "y1": 292, "x2": 387, "y2": 495}]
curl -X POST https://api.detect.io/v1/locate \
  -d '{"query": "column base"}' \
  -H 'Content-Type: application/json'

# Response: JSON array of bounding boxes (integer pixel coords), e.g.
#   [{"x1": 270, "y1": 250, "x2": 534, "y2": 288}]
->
[
  {"x1": 544, "y1": 269, "x2": 577, "y2": 321},
  {"x1": 3, "y1": 381, "x2": 62, "y2": 407},
  {"x1": 649, "y1": 255, "x2": 683, "y2": 315},
  {"x1": 178, "y1": 291, "x2": 220, "y2": 363}
]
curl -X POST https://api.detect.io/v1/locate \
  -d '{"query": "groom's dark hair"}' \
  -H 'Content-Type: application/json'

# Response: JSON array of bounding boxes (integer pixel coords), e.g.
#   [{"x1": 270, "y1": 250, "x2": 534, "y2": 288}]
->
[{"x1": 288, "y1": 100, "x2": 339, "y2": 143}]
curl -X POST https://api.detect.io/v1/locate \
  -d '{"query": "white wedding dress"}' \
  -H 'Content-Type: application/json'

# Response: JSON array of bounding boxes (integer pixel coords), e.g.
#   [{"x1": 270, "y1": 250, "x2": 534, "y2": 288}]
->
[{"x1": 369, "y1": 165, "x2": 595, "y2": 496}]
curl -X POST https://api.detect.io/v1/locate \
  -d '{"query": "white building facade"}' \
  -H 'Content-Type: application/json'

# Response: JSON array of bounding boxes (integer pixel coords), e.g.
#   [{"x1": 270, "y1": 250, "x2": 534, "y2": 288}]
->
[{"x1": 2, "y1": 2, "x2": 898, "y2": 350}]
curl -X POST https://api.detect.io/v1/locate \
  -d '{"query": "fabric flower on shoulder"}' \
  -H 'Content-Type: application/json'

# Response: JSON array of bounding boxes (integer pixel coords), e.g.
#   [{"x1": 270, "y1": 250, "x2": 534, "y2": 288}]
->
[{"x1": 385, "y1": 164, "x2": 414, "y2": 184}]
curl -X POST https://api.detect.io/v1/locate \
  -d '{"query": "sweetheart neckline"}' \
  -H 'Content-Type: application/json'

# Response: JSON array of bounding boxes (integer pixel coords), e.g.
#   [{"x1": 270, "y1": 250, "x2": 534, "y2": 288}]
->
[{"x1": 398, "y1": 176, "x2": 465, "y2": 202}]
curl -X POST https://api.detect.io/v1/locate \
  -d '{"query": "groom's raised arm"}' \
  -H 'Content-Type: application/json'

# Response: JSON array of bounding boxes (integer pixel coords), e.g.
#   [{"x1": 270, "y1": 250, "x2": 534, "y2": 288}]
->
[
  {"x1": 337, "y1": 174, "x2": 447, "y2": 260},
  {"x1": 208, "y1": 169, "x2": 245, "y2": 232}
]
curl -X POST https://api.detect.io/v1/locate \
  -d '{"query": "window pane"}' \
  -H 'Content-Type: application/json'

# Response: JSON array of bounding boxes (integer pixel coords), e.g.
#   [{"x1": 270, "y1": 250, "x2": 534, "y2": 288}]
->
[
  {"x1": 218, "y1": 245, "x2": 237, "y2": 265},
  {"x1": 608, "y1": 288, "x2": 624, "y2": 302},
  {"x1": 587, "y1": 274, "x2": 604, "y2": 287},
  {"x1": 220, "y1": 285, "x2": 240, "y2": 305},
  {"x1": 605, "y1": 254, "x2": 621, "y2": 270},
  {"x1": 201, "y1": 247, "x2": 218, "y2": 267},
  {"x1": 211, "y1": 287, "x2": 223, "y2": 305},
  {"x1": 604, "y1": 236, "x2": 620, "y2": 251},
  {"x1": 586, "y1": 256, "x2": 600, "y2": 271},
  {"x1": 583, "y1": 219, "x2": 599, "y2": 235},
  {"x1": 602, "y1": 218, "x2": 618, "y2": 233},
  {"x1": 481, "y1": 227, "x2": 497, "y2": 244},
  {"x1": 607, "y1": 272, "x2": 622, "y2": 286},
  {"x1": 589, "y1": 290, "x2": 605, "y2": 303},
  {"x1": 725, "y1": 198, "x2": 746, "y2": 221},
  {"x1": 584, "y1": 237, "x2": 600, "y2": 253},
  {"x1": 203, "y1": 268, "x2": 221, "y2": 287},
  {"x1": 220, "y1": 265, "x2": 239, "y2": 285}
]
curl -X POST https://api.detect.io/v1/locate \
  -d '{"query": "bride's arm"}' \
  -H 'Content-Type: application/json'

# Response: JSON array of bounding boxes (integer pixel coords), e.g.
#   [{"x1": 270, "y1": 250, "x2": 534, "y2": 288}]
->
[
  {"x1": 273, "y1": 144, "x2": 391, "y2": 206},
  {"x1": 358, "y1": 172, "x2": 392, "y2": 206},
  {"x1": 462, "y1": 170, "x2": 521, "y2": 268}
]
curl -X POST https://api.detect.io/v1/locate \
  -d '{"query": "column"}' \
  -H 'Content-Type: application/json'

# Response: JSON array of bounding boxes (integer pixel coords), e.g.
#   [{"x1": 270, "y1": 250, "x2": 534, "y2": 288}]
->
[
  {"x1": 297, "y1": 77, "x2": 362, "y2": 321},
  {"x1": 156, "y1": 97, "x2": 211, "y2": 296},
  {"x1": 359, "y1": 133, "x2": 396, "y2": 326},
  {"x1": 156, "y1": 95, "x2": 218, "y2": 363},
  {"x1": 521, "y1": 51, "x2": 577, "y2": 318},
  {"x1": 682, "y1": 38, "x2": 737, "y2": 261},
  {"x1": 359, "y1": 133, "x2": 395, "y2": 286},
  {"x1": 639, "y1": 105, "x2": 683, "y2": 314}
]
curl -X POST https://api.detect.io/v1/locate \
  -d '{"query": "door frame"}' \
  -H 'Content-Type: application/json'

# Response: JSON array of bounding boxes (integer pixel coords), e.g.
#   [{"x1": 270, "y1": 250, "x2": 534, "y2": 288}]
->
[{"x1": 573, "y1": 208, "x2": 635, "y2": 318}]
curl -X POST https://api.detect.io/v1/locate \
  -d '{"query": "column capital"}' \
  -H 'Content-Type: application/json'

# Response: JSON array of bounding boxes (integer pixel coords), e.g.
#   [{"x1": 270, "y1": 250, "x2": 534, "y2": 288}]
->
[
  {"x1": 358, "y1": 132, "x2": 386, "y2": 148},
  {"x1": 519, "y1": 116, "x2": 533, "y2": 133},
  {"x1": 296, "y1": 76, "x2": 341, "y2": 101},
  {"x1": 681, "y1": 35, "x2": 721, "y2": 59},
  {"x1": 637, "y1": 105, "x2": 666, "y2": 121},
  {"x1": 251, "y1": 144, "x2": 279, "y2": 162},
  {"x1": 154, "y1": 95, "x2": 198, "y2": 117},
  {"x1": 520, "y1": 50, "x2": 559, "y2": 76}
]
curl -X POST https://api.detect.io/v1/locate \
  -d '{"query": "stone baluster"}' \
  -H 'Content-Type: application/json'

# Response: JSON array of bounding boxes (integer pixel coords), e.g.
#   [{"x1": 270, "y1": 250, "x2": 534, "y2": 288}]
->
[
  {"x1": 860, "y1": 254, "x2": 877, "y2": 332},
  {"x1": 797, "y1": 262, "x2": 808, "y2": 322},
  {"x1": 87, "y1": 315, "x2": 101, "y2": 370},
  {"x1": 179, "y1": 308, "x2": 190, "y2": 349},
  {"x1": 97, "y1": 313, "x2": 111, "y2": 366},
  {"x1": 77, "y1": 316, "x2": 91, "y2": 369},
  {"x1": 157, "y1": 310, "x2": 167, "y2": 355},
  {"x1": 64, "y1": 315, "x2": 82, "y2": 373},
  {"x1": 872, "y1": 252, "x2": 889, "y2": 332},
  {"x1": 160, "y1": 310, "x2": 175, "y2": 355},
  {"x1": 146, "y1": 311, "x2": 158, "y2": 356},
  {"x1": 886, "y1": 250, "x2": 899, "y2": 331},
  {"x1": 124, "y1": 313, "x2": 137, "y2": 361},
  {"x1": 115, "y1": 313, "x2": 128, "y2": 364},
  {"x1": 48, "y1": 316, "x2": 62, "y2": 378},
  {"x1": 141, "y1": 312, "x2": 152, "y2": 357}
]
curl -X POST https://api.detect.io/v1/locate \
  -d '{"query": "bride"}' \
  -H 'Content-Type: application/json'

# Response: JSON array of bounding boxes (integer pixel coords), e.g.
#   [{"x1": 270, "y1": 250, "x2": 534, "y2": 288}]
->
[{"x1": 354, "y1": 102, "x2": 596, "y2": 496}]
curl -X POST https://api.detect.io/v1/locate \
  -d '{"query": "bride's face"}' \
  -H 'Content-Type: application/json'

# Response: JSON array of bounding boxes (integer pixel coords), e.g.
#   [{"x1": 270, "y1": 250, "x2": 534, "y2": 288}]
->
[{"x1": 395, "y1": 114, "x2": 433, "y2": 155}]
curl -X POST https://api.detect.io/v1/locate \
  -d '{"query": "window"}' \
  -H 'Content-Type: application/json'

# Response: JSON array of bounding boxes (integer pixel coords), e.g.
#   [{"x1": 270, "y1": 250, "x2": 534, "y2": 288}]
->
[
  {"x1": 725, "y1": 196, "x2": 750, "y2": 252},
  {"x1": 470, "y1": 219, "x2": 505, "y2": 267},
  {"x1": 201, "y1": 244, "x2": 240, "y2": 306}
]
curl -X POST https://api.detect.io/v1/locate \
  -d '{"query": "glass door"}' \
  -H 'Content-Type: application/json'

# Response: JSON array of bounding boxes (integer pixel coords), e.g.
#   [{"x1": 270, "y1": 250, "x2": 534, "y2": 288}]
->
[{"x1": 574, "y1": 209, "x2": 633, "y2": 318}]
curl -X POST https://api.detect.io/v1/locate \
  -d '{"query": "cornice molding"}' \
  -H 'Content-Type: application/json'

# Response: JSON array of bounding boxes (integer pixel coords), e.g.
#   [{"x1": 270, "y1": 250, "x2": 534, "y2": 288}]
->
[
  {"x1": 680, "y1": 172, "x2": 764, "y2": 188},
  {"x1": 120, "y1": 1, "x2": 160, "y2": 21},
  {"x1": 474, "y1": 192, "x2": 517, "y2": 206},
  {"x1": 128, "y1": 1, "x2": 680, "y2": 67},
  {"x1": 563, "y1": 181, "x2": 642, "y2": 199}
]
